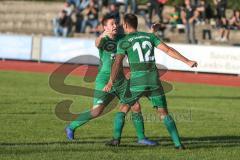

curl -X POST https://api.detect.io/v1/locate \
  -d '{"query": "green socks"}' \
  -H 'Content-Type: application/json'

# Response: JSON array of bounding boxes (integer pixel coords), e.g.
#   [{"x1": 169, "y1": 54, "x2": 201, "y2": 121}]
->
[
  {"x1": 113, "y1": 112, "x2": 146, "y2": 140},
  {"x1": 68, "y1": 110, "x2": 92, "y2": 131},
  {"x1": 113, "y1": 112, "x2": 126, "y2": 139},
  {"x1": 132, "y1": 112, "x2": 145, "y2": 140},
  {"x1": 163, "y1": 115, "x2": 181, "y2": 147}
]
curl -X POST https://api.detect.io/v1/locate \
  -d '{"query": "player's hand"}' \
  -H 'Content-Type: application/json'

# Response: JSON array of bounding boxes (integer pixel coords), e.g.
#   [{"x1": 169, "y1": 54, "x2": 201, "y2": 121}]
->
[
  {"x1": 187, "y1": 60, "x2": 198, "y2": 68},
  {"x1": 103, "y1": 81, "x2": 113, "y2": 92},
  {"x1": 125, "y1": 71, "x2": 131, "y2": 80},
  {"x1": 101, "y1": 30, "x2": 111, "y2": 38},
  {"x1": 150, "y1": 23, "x2": 161, "y2": 33}
]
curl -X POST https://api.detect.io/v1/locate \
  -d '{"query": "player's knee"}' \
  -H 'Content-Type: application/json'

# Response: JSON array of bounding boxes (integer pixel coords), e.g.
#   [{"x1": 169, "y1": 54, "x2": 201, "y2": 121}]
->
[
  {"x1": 119, "y1": 105, "x2": 130, "y2": 113},
  {"x1": 91, "y1": 105, "x2": 104, "y2": 118},
  {"x1": 91, "y1": 110, "x2": 101, "y2": 118},
  {"x1": 157, "y1": 108, "x2": 168, "y2": 120},
  {"x1": 131, "y1": 102, "x2": 141, "y2": 112}
]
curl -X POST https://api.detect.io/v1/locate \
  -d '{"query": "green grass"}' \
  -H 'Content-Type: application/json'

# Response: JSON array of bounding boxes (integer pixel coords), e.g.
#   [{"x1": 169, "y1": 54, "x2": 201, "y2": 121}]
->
[{"x1": 0, "y1": 71, "x2": 240, "y2": 160}]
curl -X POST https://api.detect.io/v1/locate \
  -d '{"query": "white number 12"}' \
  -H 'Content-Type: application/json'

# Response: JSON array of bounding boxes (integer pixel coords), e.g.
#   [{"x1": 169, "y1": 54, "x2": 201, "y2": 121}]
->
[{"x1": 133, "y1": 41, "x2": 154, "y2": 62}]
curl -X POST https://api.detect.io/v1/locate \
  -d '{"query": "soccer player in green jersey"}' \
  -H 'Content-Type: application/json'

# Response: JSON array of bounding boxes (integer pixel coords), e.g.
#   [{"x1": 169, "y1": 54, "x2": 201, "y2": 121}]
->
[
  {"x1": 65, "y1": 14, "x2": 157, "y2": 146},
  {"x1": 103, "y1": 13, "x2": 198, "y2": 149}
]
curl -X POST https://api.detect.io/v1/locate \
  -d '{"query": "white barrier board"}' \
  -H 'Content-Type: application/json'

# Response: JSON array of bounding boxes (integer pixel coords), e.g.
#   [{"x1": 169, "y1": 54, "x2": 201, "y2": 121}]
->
[
  {"x1": 41, "y1": 37, "x2": 240, "y2": 74},
  {"x1": 41, "y1": 37, "x2": 99, "y2": 64},
  {"x1": 155, "y1": 44, "x2": 240, "y2": 74},
  {"x1": 2, "y1": 34, "x2": 238, "y2": 75},
  {"x1": 0, "y1": 35, "x2": 32, "y2": 60}
]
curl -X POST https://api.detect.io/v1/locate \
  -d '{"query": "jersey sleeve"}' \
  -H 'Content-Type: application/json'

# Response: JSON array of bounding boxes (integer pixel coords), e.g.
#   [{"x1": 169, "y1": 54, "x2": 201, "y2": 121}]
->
[
  {"x1": 116, "y1": 40, "x2": 127, "y2": 55},
  {"x1": 151, "y1": 33, "x2": 162, "y2": 47}
]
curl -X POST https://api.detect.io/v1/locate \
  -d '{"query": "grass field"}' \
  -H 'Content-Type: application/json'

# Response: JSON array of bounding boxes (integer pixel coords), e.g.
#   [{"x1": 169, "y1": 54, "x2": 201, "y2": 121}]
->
[{"x1": 0, "y1": 71, "x2": 240, "y2": 160}]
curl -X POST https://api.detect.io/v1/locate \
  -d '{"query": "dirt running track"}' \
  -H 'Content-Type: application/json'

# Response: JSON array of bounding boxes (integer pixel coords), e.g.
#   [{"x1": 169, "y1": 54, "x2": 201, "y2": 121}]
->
[{"x1": 0, "y1": 60, "x2": 240, "y2": 87}]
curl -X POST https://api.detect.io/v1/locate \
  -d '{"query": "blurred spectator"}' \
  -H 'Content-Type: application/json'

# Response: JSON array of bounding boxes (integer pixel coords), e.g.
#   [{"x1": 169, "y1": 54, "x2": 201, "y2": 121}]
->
[
  {"x1": 169, "y1": 6, "x2": 182, "y2": 31},
  {"x1": 202, "y1": 19, "x2": 212, "y2": 41},
  {"x1": 215, "y1": 17, "x2": 229, "y2": 41},
  {"x1": 75, "y1": 12, "x2": 84, "y2": 33},
  {"x1": 191, "y1": 0, "x2": 199, "y2": 6},
  {"x1": 94, "y1": 17, "x2": 104, "y2": 36},
  {"x1": 149, "y1": 0, "x2": 168, "y2": 24},
  {"x1": 124, "y1": 0, "x2": 137, "y2": 13},
  {"x1": 196, "y1": 1, "x2": 213, "y2": 40},
  {"x1": 134, "y1": 0, "x2": 150, "y2": 28},
  {"x1": 53, "y1": 10, "x2": 72, "y2": 37},
  {"x1": 196, "y1": 0, "x2": 207, "y2": 23},
  {"x1": 203, "y1": 0, "x2": 214, "y2": 20},
  {"x1": 67, "y1": 0, "x2": 90, "y2": 12},
  {"x1": 216, "y1": 10, "x2": 240, "y2": 42},
  {"x1": 228, "y1": 10, "x2": 240, "y2": 30},
  {"x1": 63, "y1": 2, "x2": 74, "y2": 16},
  {"x1": 52, "y1": 0, "x2": 239, "y2": 43},
  {"x1": 108, "y1": 3, "x2": 120, "y2": 24},
  {"x1": 66, "y1": 0, "x2": 90, "y2": 32},
  {"x1": 97, "y1": 0, "x2": 110, "y2": 12},
  {"x1": 181, "y1": 0, "x2": 199, "y2": 44},
  {"x1": 155, "y1": 23, "x2": 167, "y2": 40},
  {"x1": 81, "y1": 0, "x2": 99, "y2": 33},
  {"x1": 213, "y1": 0, "x2": 228, "y2": 42},
  {"x1": 202, "y1": 26, "x2": 212, "y2": 40},
  {"x1": 213, "y1": 0, "x2": 227, "y2": 20}
]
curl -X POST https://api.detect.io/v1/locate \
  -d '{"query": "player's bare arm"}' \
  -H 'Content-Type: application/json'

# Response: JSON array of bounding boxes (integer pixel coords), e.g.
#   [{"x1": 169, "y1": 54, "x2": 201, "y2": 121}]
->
[
  {"x1": 157, "y1": 42, "x2": 198, "y2": 68},
  {"x1": 103, "y1": 54, "x2": 125, "y2": 92}
]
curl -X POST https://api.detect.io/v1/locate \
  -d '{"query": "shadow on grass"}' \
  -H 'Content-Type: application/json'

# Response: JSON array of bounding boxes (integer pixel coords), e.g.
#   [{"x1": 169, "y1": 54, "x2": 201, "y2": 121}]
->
[{"x1": 1, "y1": 136, "x2": 240, "y2": 150}]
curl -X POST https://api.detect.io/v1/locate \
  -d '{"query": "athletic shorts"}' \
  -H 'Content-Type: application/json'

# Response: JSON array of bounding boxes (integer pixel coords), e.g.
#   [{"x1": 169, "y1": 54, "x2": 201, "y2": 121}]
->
[
  {"x1": 122, "y1": 81, "x2": 168, "y2": 108},
  {"x1": 93, "y1": 73, "x2": 128, "y2": 106}
]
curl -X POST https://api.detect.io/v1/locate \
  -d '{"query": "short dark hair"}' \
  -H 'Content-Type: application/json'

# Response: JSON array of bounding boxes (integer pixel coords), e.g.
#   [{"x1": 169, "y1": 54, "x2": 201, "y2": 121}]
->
[
  {"x1": 102, "y1": 14, "x2": 116, "y2": 26},
  {"x1": 123, "y1": 13, "x2": 138, "y2": 29}
]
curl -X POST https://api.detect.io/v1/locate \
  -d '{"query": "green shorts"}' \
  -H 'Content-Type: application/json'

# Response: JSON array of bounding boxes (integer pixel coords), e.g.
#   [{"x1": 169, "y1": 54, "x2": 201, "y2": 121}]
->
[
  {"x1": 122, "y1": 82, "x2": 167, "y2": 108},
  {"x1": 93, "y1": 73, "x2": 128, "y2": 106}
]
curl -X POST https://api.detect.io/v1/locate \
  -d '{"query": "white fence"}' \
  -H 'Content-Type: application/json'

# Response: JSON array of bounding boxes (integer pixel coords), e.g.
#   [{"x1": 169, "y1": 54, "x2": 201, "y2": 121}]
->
[{"x1": 0, "y1": 34, "x2": 240, "y2": 75}]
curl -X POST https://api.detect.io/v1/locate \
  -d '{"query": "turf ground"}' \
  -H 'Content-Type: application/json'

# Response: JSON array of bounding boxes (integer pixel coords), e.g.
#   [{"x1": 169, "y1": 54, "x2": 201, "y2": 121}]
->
[{"x1": 0, "y1": 71, "x2": 240, "y2": 160}]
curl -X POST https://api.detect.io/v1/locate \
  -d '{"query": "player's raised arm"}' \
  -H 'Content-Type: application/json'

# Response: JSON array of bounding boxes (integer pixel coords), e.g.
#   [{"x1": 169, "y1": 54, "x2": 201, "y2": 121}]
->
[{"x1": 157, "y1": 42, "x2": 198, "y2": 68}]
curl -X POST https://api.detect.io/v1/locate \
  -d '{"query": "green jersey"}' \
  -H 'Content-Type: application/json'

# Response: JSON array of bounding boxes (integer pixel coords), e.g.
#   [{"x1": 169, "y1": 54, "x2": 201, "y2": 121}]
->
[
  {"x1": 93, "y1": 34, "x2": 127, "y2": 106},
  {"x1": 117, "y1": 31, "x2": 162, "y2": 91},
  {"x1": 97, "y1": 34, "x2": 125, "y2": 82}
]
